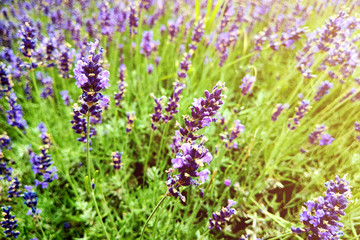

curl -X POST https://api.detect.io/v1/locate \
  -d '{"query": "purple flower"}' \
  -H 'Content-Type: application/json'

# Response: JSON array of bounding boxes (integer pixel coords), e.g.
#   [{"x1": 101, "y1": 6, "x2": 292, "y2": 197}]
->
[
  {"x1": 60, "y1": 90, "x2": 72, "y2": 106},
  {"x1": 209, "y1": 199, "x2": 237, "y2": 231},
  {"x1": 178, "y1": 82, "x2": 225, "y2": 144},
  {"x1": 166, "y1": 141, "x2": 212, "y2": 204},
  {"x1": 7, "y1": 177, "x2": 21, "y2": 199},
  {"x1": 0, "y1": 63, "x2": 13, "y2": 98},
  {"x1": 163, "y1": 81, "x2": 185, "y2": 123},
  {"x1": 19, "y1": 20, "x2": 37, "y2": 58},
  {"x1": 189, "y1": 20, "x2": 205, "y2": 50},
  {"x1": 314, "y1": 81, "x2": 333, "y2": 101},
  {"x1": 168, "y1": 18, "x2": 181, "y2": 41},
  {"x1": 291, "y1": 176, "x2": 352, "y2": 239},
  {"x1": 224, "y1": 178, "x2": 231, "y2": 186},
  {"x1": 54, "y1": 44, "x2": 75, "y2": 78},
  {"x1": 220, "y1": 120, "x2": 245, "y2": 149},
  {"x1": 147, "y1": 64, "x2": 153, "y2": 74},
  {"x1": 319, "y1": 134, "x2": 334, "y2": 145},
  {"x1": 0, "y1": 132, "x2": 12, "y2": 150},
  {"x1": 128, "y1": 4, "x2": 138, "y2": 36},
  {"x1": 23, "y1": 185, "x2": 41, "y2": 217},
  {"x1": 6, "y1": 92, "x2": 28, "y2": 131},
  {"x1": 1, "y1": 205, "x2": 19, "y2": 238},
  {"x1": 271, "y1": 103, "x2": 289, "y2": 122},
  {"x1": 0, "y1": 149, "x2": 13, "y2": 181},
  {"x1": 140, "y1": 31, "x2": 159, "y2": 58},
  {"x1": 38, "y1": 122, "x2": 52, "y2": 147},
  {"x1": 126, "y1": 112, "x2": 136, "y2": 133},
  {"x1": 71, "y1": 40, "x2": 109, "y2": 142},
  {"x1": 288, "y1": 100, "x2": 311, "y2": 130},
  {"x1": 111, "y1": 151, "x2": 122, "y2": 170},
  {"x1": 308, "y1": 124, "x2": 326, "y2": 145},
  {"x1": 29, "y1": 146, "x2": 57, "y2": 189},
  {"x1": 355, "y1": 121, "x2": 360, "y2": 141},
  {"x1": 240, "y1": 74, "x2": 256, "y2": 96},
  {"x1": 177, "y1": 52, "x2": 192, "y2": 79},
  {"x1": 114, "y1": 64, "x2": 127, "y2": 107},
  {"x1": 150, "y1": 94, "x2": 163, "y2": 131}
]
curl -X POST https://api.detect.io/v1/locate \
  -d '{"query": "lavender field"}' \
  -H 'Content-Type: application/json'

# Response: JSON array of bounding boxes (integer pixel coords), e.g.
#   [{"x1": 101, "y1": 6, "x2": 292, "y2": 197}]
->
[{"x1": 0, "y1": 0, "x2": 359, "y2": 239}]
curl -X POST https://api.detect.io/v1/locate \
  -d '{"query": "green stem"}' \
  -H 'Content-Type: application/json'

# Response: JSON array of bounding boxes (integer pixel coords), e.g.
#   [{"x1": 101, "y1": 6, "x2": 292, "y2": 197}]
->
[
  {"x1": 91, "y1": 191, "x2": 111, "y2": 240},
  {"x1": 140, "y1": 194, "x2": 168, "y2": 239},
  {"x1": 86, "y1": 114, "x2": 91, "y2": 182},
  {"x1": 85, "y1": 114, "x2": 110, "y2": 240},
  {"x1": 144, "y1": 130, "x2": 154, "y2": 181},
  {"x1": 37, "y1": 217, "x2": 47, "y2": 240}
]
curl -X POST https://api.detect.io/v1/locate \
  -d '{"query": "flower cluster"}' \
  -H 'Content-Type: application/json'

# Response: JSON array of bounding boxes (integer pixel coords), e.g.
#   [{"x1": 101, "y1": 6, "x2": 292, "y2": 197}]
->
[
  {"x1": 178, "y1": 82, "x2": 225, "y2": 144},
  {"x1": 111, "y1": 151, "x2": 122, "y2": 170},
  {"x1": 288, "y1": 100, "x2": 311, "y2": 130},
  {"x1": 220, "y1": 120, "x2": 245, "y2": 149},
  {"x1": 291, "y1": 176, "x2": 352, "y2": 239},
  {"x1": 209, "y1": 199, "x2": 237, "y2": 231},
  {"x1": 166, "y1": 141, "x2": 212, "y2": 205},
  {"x1": 271, "y1": 103, "x2": 289, "y2": 122},
  {"x1": 6, "y1": 92, "x2": 28, "y2": 131},
  {"x1": 0, "y1": 132, "x2": 12, "y2": 150},
  {"x1": 23, "y1": 185, "x2": 41, "y2": 217},
  {"x1": 307, "y1": 124, "x2": 334, "y2": 146},
  {"x1": 240, "y1": 74, "x2": 256, "y2": 96},
  {"x1": 1, "y1": 205, "x2": 19, "y2": 238},
  {"x1": 126, "y1": 112, "x2": 136, "y2": 133},
  {"x1": 7, "y1": 177, "x2": 22, "y2": 200},
  {"x1": 114, "y1": 64, "x2": 127, "y2": 107},
  {"x1": 36, "y1": 72, "x2": 54, "y2": 99},
  {"x1": 150, "y1": 94, "x2": 163, "y2": 131},
  {"x1": 140, "y1": 31, "x2": 159, "y2": 58},
  {"x1": 151, "y1": 81, "x2": 185, "y2": 130},
  {"x1": 19, "y1": 20, "x2": 37, "y2": 59},
  {"x1": 38, "y1": 122, "x2": 52, "y2": 147},
  {"x1": 0, "y1": 150, "x2": 13, "y2": 181},
  {"x1": 29, "y1": 146, "x2": 57, "y2": 189},
  {"x1": 0, "y1": 63, "x2": 13, "y2": 98},
  {"x1": 163, "y1": 81, "x2": 185, "y2": 123},
  {"x1": 189, "y1": 20, "x2": 205, "y2": 50},
  {"x1": 71, "y1": 40, "x2": 110, "y2": 142},
  {"x1": 314, "y1": 81, "x2": 333, "y2": 101},
  {"x1": 55, "y1": 44, "x2": 75, "y2": 78},
  {"x1": 60, "y1": 90, "x2": 72, "y2": 106},
  {"x1": 128, "y1": 4, "x2": 138, "y2": 36},
  {"x1": 355, "y1": 121, "x2": 360, "y2": 141},
  {"x1": 177, "y1": 51, "x2": 192, "y2": 79}
]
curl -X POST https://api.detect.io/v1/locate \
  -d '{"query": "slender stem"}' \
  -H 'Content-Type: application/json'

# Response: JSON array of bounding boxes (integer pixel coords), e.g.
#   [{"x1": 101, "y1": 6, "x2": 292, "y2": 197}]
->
[
  {"x1": 92, "y1": 191, "x2": 111, "y2": 240},
  {"x1": 85, "y1": 114, "x2": 110, "y2": 240},
  {"x1": 37, "y1": 217, "x2": 47, "y2": 240},
  {"x1": 86, "y1": 114, "x2": 91, "y2": 182},
  {"x1": 140, "y1": 194, "x2": 168, "y2": 239},
  {"x1": 144, "y1": 130, "x2": 154, "y2": 181}
]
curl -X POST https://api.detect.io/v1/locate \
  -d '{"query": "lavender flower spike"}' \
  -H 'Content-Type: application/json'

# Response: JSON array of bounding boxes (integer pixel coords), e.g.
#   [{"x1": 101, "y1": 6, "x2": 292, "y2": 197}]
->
[
  {"x1": 271, "y1": 103, "x2": 289, "y2": 122},
  {"x1": 291, "y1": 176, "x2": 352, "y2": 239},
  {"x1": 240, "y1": 74, "x2": 256, "y2": 96},
  {"x1": 166, "y1": 140, "x2": 212, "y2": 205},
  {"x1": 288, "y1": 100, "x2": 311, "y2": 130},
  {"x1": 179, "y1": 81, "x2": 226, "y2": 143},
  {"x1": 1, "y1": 205, "x2": 19, "y2": 238},
  {"x1": 0, "y1": 132, "x2": 12, "y2": 150},
  {"x1": 209, "y1": 199, "x2": 237, "y2": 231},
  {"x1": 111, "y1": 151, "x2": 123, "y2": 170},
  {"x1": 23, "y1": 185, "x2": 41, "y2": 217},
  {"x1": 314, "y1": 81, "x2": 333, "y2": 101},
  {"x1": 150, "y1": 94, "x2": 163, "y2": 131},
  {"x1": 163, "y1": 81, "x2": 185, "y2": 123},
  {"x1": 71, "y1": 39, "x2": 109, "y2": 142},
  {"x1": 126, "y1": 112, "x2": 136, "y2": 133}
]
